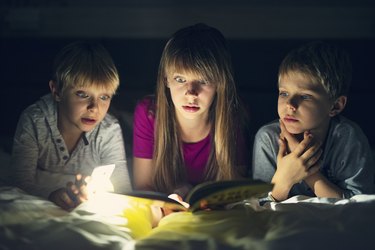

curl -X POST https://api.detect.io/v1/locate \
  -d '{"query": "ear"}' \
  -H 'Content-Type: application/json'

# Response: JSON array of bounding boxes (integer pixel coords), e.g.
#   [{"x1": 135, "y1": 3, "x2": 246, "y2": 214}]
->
[
  {"x1": 329, "y1": 96, "x2": 347, "y2": 117},
  {"x1": 49, "y1": 80, "x2": 60, "y2": 102}
]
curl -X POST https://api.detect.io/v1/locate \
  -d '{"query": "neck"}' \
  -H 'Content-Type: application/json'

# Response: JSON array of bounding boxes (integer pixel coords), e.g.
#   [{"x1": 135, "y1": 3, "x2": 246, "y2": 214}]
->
[
  {"x1": 300, "y1": 119, "x2": 331, "y2": 145},
  {"x1": 178, "y1": 118, "x2": 211, "y2": 143}
]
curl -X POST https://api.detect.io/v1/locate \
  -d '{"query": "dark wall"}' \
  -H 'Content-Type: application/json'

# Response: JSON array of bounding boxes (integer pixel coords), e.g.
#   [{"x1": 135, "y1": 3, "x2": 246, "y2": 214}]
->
[{"x1": 1, "y1": 38, "x2": 374, "y2": 148}]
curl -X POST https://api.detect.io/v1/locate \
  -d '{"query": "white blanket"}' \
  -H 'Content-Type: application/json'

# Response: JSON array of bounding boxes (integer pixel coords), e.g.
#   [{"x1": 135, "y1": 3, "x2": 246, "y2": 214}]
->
[{"x1": 1, "y1": 186, "x2": 375, "y2": 250}]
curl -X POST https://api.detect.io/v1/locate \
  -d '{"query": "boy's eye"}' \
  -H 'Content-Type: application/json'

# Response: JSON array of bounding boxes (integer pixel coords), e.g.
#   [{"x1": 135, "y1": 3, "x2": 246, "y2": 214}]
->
[
  {"x1": 100, "y1": 95, "x2": 111, "y2": 101},
  {"x1": 300, "y1": 94, "x2": 312, "y2": 100},
  {"x1": 76, "y1": 91, "x2": 89, "y2": 98}
]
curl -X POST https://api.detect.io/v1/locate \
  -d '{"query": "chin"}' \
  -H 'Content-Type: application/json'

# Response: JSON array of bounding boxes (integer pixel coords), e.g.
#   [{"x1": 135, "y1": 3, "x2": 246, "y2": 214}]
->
[{"x1": 285, "y1": 126, "x2": 304, "y2": 135}]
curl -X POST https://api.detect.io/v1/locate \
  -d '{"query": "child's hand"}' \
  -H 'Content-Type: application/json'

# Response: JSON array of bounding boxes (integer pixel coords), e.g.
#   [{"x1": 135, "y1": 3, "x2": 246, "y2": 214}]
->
[
  {"x1": 48, "y1": 174, "x2": 89, "y2": 211},
  {"x1": 275, "y1": 134, "x2": 322, "y2": 187},
  {"x1": 161, "y1": 193, "x2": 190, "y2": 217},
  {"x1": 67, "y1": 174, "x2": 90, "y2": 203},
  {"x1": 48, "y1": 187, "x2": 77, "y2": 211},
  {"x1": 172, "y1": 184, "x2": 193, "y2": 199},
  {"x1": 279, "y1": 119, "x2": 313, "y2": 152}
]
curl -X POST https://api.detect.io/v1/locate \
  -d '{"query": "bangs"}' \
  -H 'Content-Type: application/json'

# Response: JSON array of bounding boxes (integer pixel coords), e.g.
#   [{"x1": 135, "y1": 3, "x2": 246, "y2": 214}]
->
[
  {"x1": 60, "y1": 61, "x2": 119, "y2": 95},
  {"x1": 71, "y1": 76, "x2": 119, "y2": 95},
  {"x1": 165, "y1": 52, "x2": 219, "y2": 84}
]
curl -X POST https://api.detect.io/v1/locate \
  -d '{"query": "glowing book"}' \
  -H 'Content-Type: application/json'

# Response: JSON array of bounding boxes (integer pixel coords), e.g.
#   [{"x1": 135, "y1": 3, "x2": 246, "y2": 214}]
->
[{"x1": 124, "y1": 179, "x2": 272, "y2": 212}]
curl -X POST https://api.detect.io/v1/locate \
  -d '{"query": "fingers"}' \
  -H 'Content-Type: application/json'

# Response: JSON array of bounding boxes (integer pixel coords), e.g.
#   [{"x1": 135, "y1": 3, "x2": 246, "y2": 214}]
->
[
  {"x1": 70, "y1": 175, "x2": 89, "y2": 202},
  {"x1": 58, "y1": 191, "x2": 76, "y2": 210},
  {"x1": 168, "y1": 194, "x2": 190, "y2": 208},
  {"x1": 303, "y1": 145, "x2": 323, "y2": 166},
  {"x1": 292, "y1": 133, "x2": 317, "y2": 157},
  {"x1": 307, "y1": 162, "x2": 321, "y2": 175},
  {"x1": 277, "y1": 137, "x2": 288, "y2": 161},
  {"x1": 49, "y1": 188, "x2": 76, "y2": 211}
]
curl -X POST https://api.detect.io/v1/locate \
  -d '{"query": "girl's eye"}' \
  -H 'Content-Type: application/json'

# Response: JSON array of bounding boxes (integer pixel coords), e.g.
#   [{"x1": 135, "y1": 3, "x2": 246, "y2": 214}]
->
[
  {"x1": 100, "y1": 95, "x2": 111, "y2": 101},
  {"x1": 279, "y1": 91, "x2": 288, "y2": 97},
  {"x1": 199, "y1": 79, "x2": 209, "y2": 85},
  {"x1": 174, "y1": 77, "x2": 185, "y2": 83},
  {"x1": 76, "y1": 91, "x2": 89, "y2": 98}
]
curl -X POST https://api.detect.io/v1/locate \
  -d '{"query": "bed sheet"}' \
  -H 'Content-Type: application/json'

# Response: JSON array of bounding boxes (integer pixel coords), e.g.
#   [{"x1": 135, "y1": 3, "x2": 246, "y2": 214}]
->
[
  {"x1": 136, "y1": 195, "x2": 375, "y2": 250},
  {"x1": 1, "y1": 186, "x2": 375, "y2": 250}
]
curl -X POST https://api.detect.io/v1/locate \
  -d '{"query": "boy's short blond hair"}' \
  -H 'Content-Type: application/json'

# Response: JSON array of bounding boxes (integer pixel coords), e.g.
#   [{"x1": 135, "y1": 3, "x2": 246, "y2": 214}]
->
[
  {"x1": 51, "y1": 41, "x2": 119, "y2": 95},
  {"x1": 278, "y1": 41, "x2": 352, "y2": 100}
]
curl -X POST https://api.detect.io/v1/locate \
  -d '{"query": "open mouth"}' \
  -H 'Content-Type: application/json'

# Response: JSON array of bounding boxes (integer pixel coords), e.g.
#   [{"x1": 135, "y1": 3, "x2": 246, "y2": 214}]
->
[
  {"x1": 182, "y1": 105, "x2": 200, "y2": 113},
  {"x1": 81, "y1": 117, "x2": 97, "y2": 125}
]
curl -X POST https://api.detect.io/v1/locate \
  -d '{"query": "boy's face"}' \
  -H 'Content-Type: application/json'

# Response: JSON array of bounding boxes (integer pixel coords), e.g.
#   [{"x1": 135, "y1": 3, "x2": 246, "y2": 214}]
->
[
  {"x1": 166, "y1": 71, "x2": 216, "y2": 123},
  {"x1": 278, "y1": 72, "x2": 335, "y2": 136},
  {"x1": 57, "y1": 85, "x2": 113, "y2": 134}
]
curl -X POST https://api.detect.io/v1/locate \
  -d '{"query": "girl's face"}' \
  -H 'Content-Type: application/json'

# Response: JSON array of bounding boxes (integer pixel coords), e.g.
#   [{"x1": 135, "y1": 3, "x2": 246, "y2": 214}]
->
[
  {"x1": 57, "y1": 85, "x2": 113, "y2": 134},
  {"x1": 167, "y1": 71, "x2": 217, "y2": 123},
  {"x1": 278, "y1": 72, "x2": 334, "y2": 136}
]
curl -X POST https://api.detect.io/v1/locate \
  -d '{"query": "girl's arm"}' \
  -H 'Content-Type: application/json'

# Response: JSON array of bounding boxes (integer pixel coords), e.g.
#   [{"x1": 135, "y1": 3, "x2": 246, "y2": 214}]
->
[{"x1": 133, "y1": 157, "x2": 154, "y2": 190}]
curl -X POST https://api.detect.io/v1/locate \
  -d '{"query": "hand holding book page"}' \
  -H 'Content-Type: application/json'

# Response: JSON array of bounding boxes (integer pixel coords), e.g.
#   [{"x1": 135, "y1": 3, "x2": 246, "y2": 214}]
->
[{"x1": 125, "y1": 179, "x2": 272, "y2": 213}]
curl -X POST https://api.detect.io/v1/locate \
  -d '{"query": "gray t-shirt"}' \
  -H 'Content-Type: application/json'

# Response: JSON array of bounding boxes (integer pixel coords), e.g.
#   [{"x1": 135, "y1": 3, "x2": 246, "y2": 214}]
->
[
  {"x1": 252, "y1": 116, "x2": 374, "y2": 198},
  {"x1": 11, "y1": 94, "x2": 132, "y2": 198}
]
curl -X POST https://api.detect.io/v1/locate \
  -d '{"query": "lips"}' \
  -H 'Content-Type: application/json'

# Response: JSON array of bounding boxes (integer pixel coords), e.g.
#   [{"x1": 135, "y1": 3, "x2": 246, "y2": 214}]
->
[
  {"x1": 283, "y1": 115, "x2": 298, "y2": 123},
  {"x1": 182, "y1": 105, "x2": 200, "y2": 113},
  {"x1": 81, "y1": 117, "x2": 97, "y2": 125}
]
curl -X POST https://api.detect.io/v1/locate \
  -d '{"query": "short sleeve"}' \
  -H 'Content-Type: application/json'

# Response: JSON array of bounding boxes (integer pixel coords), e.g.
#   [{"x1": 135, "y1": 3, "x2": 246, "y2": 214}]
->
[{"x1": 133, "y1": 96, "x2": 155, "y2": 159}]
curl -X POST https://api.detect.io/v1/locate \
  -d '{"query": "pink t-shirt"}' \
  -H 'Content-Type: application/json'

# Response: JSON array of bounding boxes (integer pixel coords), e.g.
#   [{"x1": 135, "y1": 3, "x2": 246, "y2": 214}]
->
[{"x1": 133, "y1": 96, "x2": 210, "y2": 184}]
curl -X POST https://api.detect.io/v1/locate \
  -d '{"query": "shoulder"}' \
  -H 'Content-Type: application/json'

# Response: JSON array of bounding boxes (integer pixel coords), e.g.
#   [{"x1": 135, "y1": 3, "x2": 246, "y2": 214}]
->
[
  {"x1": 134, "y1": 95, "x2": 156, "y2": 122},
  {"x1": 329, "y1": 116, "x2": 369, "y2": 142},
  {"x1": 98, "y1": 112, "x2": 121, "y2": 131},
  {"x1": 255, "y1": 120, "x2": 280, "y2": 139},
  {"x1": 253, "y1": 120, "x2": 280, "y2": 149},
  {"x1": 135, "y1": 95, "x2": 155, "y2": 110},
  {"x1": 18, "y1": 94, "x2": 55, "y2": 125}
]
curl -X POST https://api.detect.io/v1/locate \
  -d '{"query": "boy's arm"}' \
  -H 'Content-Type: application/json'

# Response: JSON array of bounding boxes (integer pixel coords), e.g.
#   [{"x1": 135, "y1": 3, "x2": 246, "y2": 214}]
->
[
  {"x1": 279, "y1": 120, "x2": 343, "y2": 198},
  {"x1": 252, "y1": 124, "x2": 279, "y2": 183},
  {"x1": 99, "y1": 119, "x2": 132, "y2": 193},
  {"x1": 11, "y1": 112, "x2": 47, "y2": 197},
  {"x1": 304, "y1": 173, "x2": 343, "y2": 198},
  {"x1": 328, "y1": 123, "x2": 375, "y2": 198},
  {"x1": 271, "y1": 135, "x2": 321, "y2": 201}
]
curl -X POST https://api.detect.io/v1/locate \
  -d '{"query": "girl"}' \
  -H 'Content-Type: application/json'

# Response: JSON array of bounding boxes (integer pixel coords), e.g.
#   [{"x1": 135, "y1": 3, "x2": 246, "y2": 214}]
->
[{"x1": 133, "y1": 23, "x2": 249, "y2": 198}]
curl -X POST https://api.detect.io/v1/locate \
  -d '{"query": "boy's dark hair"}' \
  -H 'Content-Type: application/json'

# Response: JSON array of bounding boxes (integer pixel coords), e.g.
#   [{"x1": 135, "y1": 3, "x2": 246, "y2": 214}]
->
[{"x1": 278, "y1": 41, "x2": 352, "y2": 100}]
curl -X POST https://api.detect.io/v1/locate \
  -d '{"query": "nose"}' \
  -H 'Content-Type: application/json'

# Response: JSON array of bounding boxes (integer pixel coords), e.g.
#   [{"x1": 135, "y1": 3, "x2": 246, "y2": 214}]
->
[
  {"x1": 87, "y1": 98, "x2": 99, "y2": 112},
  {"x1": 185, "y1": 82, "x2": 199, "y2": 96},
  {"x1": 286, "y1": 96, "x2": 297, "y2": 111}
]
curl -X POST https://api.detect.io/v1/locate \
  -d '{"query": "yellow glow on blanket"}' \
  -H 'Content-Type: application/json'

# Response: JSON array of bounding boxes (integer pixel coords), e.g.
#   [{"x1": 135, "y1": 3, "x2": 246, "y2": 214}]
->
[{"x1": 79, "y1": 192, "x2": 154, "y2": 239}]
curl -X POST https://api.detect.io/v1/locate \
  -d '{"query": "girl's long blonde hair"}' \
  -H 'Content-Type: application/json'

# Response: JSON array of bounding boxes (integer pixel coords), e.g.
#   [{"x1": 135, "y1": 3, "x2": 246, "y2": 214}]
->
[{"x1": 153, "y1": 23, "x2": 244, "y2": 193}]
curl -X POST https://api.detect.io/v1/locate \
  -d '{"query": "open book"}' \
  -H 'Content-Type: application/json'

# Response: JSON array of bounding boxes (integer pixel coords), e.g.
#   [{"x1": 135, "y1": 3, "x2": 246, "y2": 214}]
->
[{"x1": 124, "y1": 179, "x2": 272, "y2": 212}]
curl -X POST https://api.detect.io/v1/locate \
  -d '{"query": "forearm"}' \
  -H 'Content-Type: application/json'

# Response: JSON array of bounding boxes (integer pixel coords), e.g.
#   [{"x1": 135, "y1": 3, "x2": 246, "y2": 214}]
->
[
  {"x1": 305, "y1": 172, "x2": 343, "y2": 198},
  {"x1": 270, "y1": 172, "x2": 294, "y2": 201}
]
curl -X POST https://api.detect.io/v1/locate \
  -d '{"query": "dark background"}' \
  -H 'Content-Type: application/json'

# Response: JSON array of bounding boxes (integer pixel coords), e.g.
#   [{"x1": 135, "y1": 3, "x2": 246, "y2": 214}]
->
[{"x1": 1, "y1": 0, "x2": 375, "y2": 152}]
